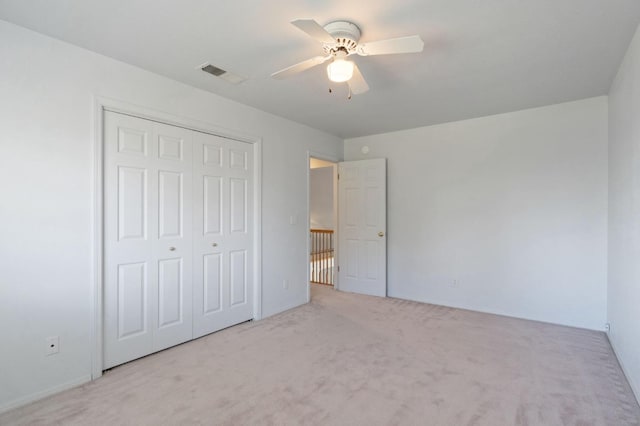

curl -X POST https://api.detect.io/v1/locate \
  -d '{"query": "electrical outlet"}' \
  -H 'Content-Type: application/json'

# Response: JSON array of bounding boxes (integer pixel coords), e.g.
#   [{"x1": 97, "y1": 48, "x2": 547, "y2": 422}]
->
[
  {"x1": 605, "y1": 323, "x2": 610, "y2": 332},
  {"x1": 450, "y1": 279, "x2": 459, "y2": 288},
  {"x1": 46, "y1": 336, "x2": 59, "y2": 355}
]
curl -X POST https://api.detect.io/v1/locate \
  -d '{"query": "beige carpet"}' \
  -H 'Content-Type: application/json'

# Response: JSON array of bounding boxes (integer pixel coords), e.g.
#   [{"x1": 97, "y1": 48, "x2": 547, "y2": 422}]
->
[{"x1": 2, "y1": 285, "x2": 639, "y2": 426}]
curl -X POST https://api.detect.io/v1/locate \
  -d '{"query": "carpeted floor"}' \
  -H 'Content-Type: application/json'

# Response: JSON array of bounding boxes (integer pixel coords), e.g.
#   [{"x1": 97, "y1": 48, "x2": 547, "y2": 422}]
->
[{"x1": 2, "y1": 284, "x2": 639, "y2": 425}]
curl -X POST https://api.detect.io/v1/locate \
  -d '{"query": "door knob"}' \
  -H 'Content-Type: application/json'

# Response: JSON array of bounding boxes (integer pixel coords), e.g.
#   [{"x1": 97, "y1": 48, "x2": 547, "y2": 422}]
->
[
  {"x1": 378, "y1": 231, "x2": 385, "y2": 237},
  {"x1": 169, "y1": 247, "x2": 176, "y2": 251},
  {"x1": 212, "y1": 243, "x2": 218, "y2": 247}
]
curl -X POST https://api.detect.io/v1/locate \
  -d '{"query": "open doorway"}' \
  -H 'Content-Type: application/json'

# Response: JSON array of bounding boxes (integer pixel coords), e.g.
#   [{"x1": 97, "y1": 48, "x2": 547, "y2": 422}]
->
[{"x1": 309, "y1": 157, "x2": 338, "y2": 290}]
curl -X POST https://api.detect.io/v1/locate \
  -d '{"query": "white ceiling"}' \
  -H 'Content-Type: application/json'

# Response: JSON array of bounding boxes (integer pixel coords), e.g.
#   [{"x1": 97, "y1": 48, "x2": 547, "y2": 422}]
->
[{"x1": 1, "y1": 0, "x2": 639, "y2": 138}]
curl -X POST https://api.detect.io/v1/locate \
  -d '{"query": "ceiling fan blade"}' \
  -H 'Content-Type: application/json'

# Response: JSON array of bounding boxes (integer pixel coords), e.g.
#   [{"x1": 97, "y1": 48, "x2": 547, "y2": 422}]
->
[
  {"x1": 356, "y1": 35, "x2": 424, "y2": 56},
  {"x1": 291, "y1": 19, "x2": 336, "y2": 44},
  {"x1": 348, "y1": 64, "x2": 369, "y2": 95},
  {"x1": 271, "y1": 55, "x2": 332, "y2": 79}
]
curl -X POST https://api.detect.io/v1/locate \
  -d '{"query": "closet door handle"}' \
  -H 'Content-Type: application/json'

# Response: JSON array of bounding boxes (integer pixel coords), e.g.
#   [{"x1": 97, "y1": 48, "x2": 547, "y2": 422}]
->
[
  {"x1": 169, "y1": 247, "x2": 176, "y2": 251},
  {"x1": 212, "y1": 243, "x2": 218, "y2": 247}
]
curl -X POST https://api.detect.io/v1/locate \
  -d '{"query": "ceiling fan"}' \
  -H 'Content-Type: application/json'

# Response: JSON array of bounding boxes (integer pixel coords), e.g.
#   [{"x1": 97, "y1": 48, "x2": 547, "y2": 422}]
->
[{"x1": 272, "y1": 19, "x2": 425, "y2": 96}]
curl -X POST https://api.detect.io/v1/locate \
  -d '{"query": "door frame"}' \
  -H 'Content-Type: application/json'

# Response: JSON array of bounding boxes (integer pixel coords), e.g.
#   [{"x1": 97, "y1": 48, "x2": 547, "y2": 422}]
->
[
  {"x1": 306, "y1": 151, "x2": 339, "y2": 302},
  {"x1": 91, "y1": 96, "x2": 263, "y2": 379}
]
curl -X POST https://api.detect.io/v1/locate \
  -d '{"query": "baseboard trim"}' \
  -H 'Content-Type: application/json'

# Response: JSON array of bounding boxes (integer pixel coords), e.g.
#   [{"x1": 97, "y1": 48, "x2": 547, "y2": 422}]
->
[
  {"x1": 261, "y1": 299, "x2": 309, "y2": 320},
  {"x1": 388, "y1": 292, "x2": 605, "y2": 331},
  {"x1": 0, "y1": 375, "x2": 92, "y2": 415},
  {"x1": 607, "y1": 332, "x2": 640, "y2": 406}
]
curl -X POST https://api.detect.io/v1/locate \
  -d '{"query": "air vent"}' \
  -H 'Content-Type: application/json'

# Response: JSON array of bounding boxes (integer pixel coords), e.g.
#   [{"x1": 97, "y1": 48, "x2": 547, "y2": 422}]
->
[
  {"x1": 199, "y1": 63, "x2": 247, "y2": 85},
  {"x1": 202, "y1": 64, "x2": 226, "y2": 76}
]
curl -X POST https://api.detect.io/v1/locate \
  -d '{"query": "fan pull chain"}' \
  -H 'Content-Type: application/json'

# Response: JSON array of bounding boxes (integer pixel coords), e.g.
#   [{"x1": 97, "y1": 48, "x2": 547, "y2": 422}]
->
[
  {"x1": 329, "y1": 87, "x2": 333, "y2": 93},
  {"x1": 348, "y1": 85, "x2": 352, "y2": 100}
]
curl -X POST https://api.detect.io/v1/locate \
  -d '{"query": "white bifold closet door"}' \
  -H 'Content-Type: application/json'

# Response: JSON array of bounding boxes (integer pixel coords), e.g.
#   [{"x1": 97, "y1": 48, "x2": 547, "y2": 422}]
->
[
  {"x1": 192, "y1": 132, "x2": 253, "y2": 338},
  {"x1": 103, "y1": 111, "x2": 253, "y2": 369}
]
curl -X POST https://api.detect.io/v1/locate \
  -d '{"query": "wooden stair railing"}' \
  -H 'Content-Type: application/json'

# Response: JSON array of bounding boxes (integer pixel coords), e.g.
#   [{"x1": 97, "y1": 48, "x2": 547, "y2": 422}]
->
[{"x1": 310, "y1": 229, "x2": 334, "y2": 286}]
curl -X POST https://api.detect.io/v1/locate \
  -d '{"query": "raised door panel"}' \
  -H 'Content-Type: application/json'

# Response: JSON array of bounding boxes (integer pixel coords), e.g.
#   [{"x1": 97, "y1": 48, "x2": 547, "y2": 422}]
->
[
  {"x1": 158, "y1": 258, "x2": 183, "y2": 328},
  {"x1": 342, "y1": 165, "x2": 358, "y2": 181},
  {"x1": 345, "y1": 239, "x2": 359, "y2": 278},
  {"x1": 117, "y1": 262, "x2": 148, "y2": 339},
  {"x1": 118, "y1": 127, "x2": 148, "y2": 157},
  {"x1": 118, "y1": 167, "x2": 147, "y2": 241},
  {"x1": 203, "y1": 176, "x2": 223, "y2": 236},
  {"x1": 365, "y1": 187, "x2": 378, "y2": 227},
  {"x1": 203, "y1": 143, "x2": 223, "y2": 168},
  {"x1": 158, "y1": 171, "x2": 183, "y2": 239},
  {"x1": 344, "y1": 187, "x2": 359, "y2": 228},
  {"x1": 203, "y1": 253, "x2": 222, "y2": 314},
  {"x1": 230, "y1": 250, "x2": 247, "y2": 306},
  {"x1": 230, "y1": 178, "x2": 247, "y2": 234},
  {"x1": 364, "y1": 240, "x2": 379, "y2": 280},
  {"x1": 158, "y1": 134, "x2": 183, "y2": 161},
  {"x1": 229, "y1": 149, "x2": 247, "y2": 170}
]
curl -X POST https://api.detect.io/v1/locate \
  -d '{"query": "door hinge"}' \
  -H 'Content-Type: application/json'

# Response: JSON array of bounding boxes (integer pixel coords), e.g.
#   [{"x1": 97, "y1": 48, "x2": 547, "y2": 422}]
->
[
  {"x1": 337, "y1": 173, "x2": 340, "y2": 180},
  {"x1": 337, "y1": 266, "x2": 340, "y2": 272}
]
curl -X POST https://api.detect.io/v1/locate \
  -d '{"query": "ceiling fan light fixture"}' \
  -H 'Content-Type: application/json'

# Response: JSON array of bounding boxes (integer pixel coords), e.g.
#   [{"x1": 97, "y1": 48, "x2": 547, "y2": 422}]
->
[
  {"x1": 272, "y1": 18, "x2": 424, "y2": 95},
  {"x1": 327, "y1": 59, "x2": 354, "y2": 83}
]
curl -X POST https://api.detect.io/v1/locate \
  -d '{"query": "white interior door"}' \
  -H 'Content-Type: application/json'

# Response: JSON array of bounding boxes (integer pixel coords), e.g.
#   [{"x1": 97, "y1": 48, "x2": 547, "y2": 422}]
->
[
  {"x1": 338, "y1": 159, "x2": 387, "y2": 297},
  {"x1": 192, "y1": 132, "x2": 254, "y2": 338},
  {"x1": 104, "y1": 111, "x2": 193, "y2": 368}
]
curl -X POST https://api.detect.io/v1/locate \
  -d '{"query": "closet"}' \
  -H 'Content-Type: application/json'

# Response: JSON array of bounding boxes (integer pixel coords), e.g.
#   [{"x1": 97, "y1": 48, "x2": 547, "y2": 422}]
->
[{"x1": 103, "y1": 111, "x2": 254, "y2": 369}]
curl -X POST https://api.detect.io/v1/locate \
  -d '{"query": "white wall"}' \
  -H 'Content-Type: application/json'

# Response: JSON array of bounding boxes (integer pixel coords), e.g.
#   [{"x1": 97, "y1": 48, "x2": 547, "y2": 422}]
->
[
  {"x1": 345, "y1": 97, "x2": 608, "y2": 330},
  {"x1": 608, "y1": 23, "x2": 640, "y2": 401},
  {"x1": 0, "y1": 20, "x2": 342, "y2": 411},
  {"x1": 310, "y1": 166, "x2": 334, "y2": 229}
]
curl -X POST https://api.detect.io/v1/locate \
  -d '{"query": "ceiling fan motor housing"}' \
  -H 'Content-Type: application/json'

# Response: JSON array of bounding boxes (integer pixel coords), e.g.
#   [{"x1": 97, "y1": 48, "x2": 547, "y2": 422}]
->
[{"x1": 323, "y1": 21, "x2": 361, "y2": 54}]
